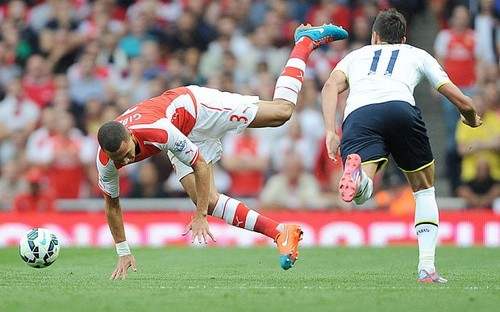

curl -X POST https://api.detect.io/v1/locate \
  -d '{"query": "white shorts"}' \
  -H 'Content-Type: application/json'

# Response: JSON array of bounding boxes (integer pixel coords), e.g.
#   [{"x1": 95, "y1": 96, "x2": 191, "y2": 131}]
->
[{"x1": 168, "y1": 86, "x2": 259, "y2": 180}]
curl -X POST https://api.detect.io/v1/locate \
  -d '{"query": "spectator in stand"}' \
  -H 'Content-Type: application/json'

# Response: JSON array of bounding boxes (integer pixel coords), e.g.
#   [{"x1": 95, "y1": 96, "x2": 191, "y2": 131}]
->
[
  {"x1": 350, "y1": 14, "x2": 372, "y2": 47},
  {"x1": 240, "y1": 25, "x2": 288, "y2": 80},
  {"x1": 457, "y1": 158, "x2": 500, "y2": 208},
  {"x1": 306, "y1": 0, "x2": 351, "y2": 31},
  {"x1": 2, "y1": 0, "x2": 39, "y2": 66},
  {"x1": 0, "y1": 159, "x2": 26, "y2": 210},
  {"x1": 166, "y1": 9, "x2": 216, "y2": 52},
  {"x1": 141, "y1": 40, "x2": 166, "y2": 80},
  {"x1": 222, "y1": 129, "x2": 269, "y2": 198},
  {"x1": 434, "y1": 5, "x2": 478, "y2": 193},
  {"x1": 109, "y1": 57, "x2": 151, "y2": 104},
  {"x1": 118, "y1": 12, "x2": 150, "y2": 58},
  {"x1": 130, "y1": 161, "x2": 167, "y2": 198},
  {"x1": 272, "y1": 117, "x2": 315, "y2": 172},
  {"x1": 474, "y1": 0, "x2": 499, "y2": 68},
  {"x1": 26, "y1": 106, "x2": 58, "y2": 164},
  {"x1": 12, "y1": 167, "x2": 55, "y2": 213},
  {"x1": 78, "y1": 0, "x2": 125, "y2": 41},
  {"x1": 39, "y1": 27, "x2": 82, "y2": 74},
  {"x1": 456, "y1": 81, "x2": 500, "y2": 184},
  {"x1": 0, "y1": 41, "x2": 21, "y2": 89},
  {"x1": 96, "y1": 31, "x2": 128, "y2": 74},
  {"x1": 68, "y1": 53, "x2": 107, "y2": 106},
  {"x1": 261, "y1": 152, "x2": 326, "y2": 210},
  {"x1": 472, "y1": 0, "x2": 500, "y2": 90},
  {"x1": 0, "y1": 78, "x2": 39, "y2": 164},
  {"x1": 21, "y1": 54, "x2": 55, "y2": 109},
  {"x1": 296, "y1": 78, "x2": 325, "y2": 157},
  {"x1": 26, "y1": 110, "x2": 95, "y2": 198}
]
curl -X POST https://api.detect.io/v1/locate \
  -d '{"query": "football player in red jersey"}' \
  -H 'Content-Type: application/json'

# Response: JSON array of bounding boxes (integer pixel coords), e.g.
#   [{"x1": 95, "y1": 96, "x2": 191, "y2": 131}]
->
[{"x1": 97, "y1": 24, "x2": 348, "y2": 280}]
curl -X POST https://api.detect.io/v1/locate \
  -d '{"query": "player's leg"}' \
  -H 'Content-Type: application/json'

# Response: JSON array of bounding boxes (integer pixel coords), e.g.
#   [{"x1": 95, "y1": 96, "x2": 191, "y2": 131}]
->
[
  {"x1": 389, "y1": 102, "x2": 447, "y2": 283},
  {"x1": 180, "y1": 169, "x2": 282, "y2": 241},
  {"x1": 337, "y1": 104, "x2": 389, "y2": 203},
  {"x1": 179, "y1": 164, "x2": 302, "y2": 270},
  {"x1": 249, "y1": 24, "x2": 348, "y2": 128},
  {"x1": 403, "y1": 163, "x2": 446, "y2": 283}
]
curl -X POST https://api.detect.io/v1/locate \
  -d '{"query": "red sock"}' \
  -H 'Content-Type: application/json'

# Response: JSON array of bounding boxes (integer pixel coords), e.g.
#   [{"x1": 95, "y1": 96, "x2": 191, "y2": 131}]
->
[
  {"x1": 273, "y1": 37, "x2": 313, "y2": 104},
  {"x1": 290, "y1": 37, "x2": 314, "y2": 61},
  {"x1": 210, "y1": 194, "x2": 280, "y2": 240}
]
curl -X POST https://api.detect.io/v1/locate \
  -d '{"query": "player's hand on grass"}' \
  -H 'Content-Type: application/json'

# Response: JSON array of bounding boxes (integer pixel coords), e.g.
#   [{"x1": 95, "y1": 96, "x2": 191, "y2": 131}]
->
[
  {"x1": 110, "y1": 254, "x2": 137, "y2": 280},
  {"x1": 461, "y1": 113, "x2": 482, "y2": 128},
  {"x1": 183, "y1": 214, "x2": 216, "y2": 244},
  {"x1": 325, "y1": 131, "x2": 341, "y2": 161}
]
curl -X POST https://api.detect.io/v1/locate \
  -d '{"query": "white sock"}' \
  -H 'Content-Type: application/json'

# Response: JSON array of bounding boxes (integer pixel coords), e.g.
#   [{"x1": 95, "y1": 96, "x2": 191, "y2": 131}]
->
[
  {"x1": 414, "y1": 187, "x2": 439, "y2": 272},
  {"x1": 273, "y1": 58, "x2": 306, "y2": 105},
  {"x1": 354, "y1": 170, "x2": 373, "y2": 205}
]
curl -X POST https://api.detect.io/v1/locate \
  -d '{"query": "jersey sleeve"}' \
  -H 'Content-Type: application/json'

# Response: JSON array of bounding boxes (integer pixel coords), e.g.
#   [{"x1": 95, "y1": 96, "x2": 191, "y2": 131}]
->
[
  {"x1": 419, "y1": 50, "x2": 450, "y2": 90},
  {"x1": 164, "y1": 121, "x2": 200, "y2": 166},
  {"x1": 96, "y1": 148, "x2": 120, "y2": 198}
]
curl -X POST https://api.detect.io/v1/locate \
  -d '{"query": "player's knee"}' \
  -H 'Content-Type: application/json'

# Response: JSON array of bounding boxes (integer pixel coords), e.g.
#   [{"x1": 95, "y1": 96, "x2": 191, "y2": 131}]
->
[
  {"x1": 272, "y1": 101, "x2": 294, "y2": 126},
  {"x1": 410, "y1": 180, "x2": 433, "y2": 192}
]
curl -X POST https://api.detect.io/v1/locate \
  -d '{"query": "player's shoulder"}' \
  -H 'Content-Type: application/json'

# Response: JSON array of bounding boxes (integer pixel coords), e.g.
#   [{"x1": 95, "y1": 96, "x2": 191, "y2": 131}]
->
[
  {"x1": 411, "y1": 45, "x2": 437, "y2": 61},
  {"x1": 97, "y1": 147, "x2": 110, "y2": 166}
]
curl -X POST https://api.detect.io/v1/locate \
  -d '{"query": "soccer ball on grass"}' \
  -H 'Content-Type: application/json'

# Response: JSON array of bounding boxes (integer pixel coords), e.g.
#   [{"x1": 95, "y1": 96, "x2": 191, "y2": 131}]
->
[{"x1": 19, "y1": 228, "x2": 60, "y2": 268}]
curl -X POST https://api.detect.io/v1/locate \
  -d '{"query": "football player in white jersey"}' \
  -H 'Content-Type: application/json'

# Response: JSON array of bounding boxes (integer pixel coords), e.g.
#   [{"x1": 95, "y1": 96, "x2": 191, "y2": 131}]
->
[{"x1": 321, "y1": 9, "x2": 482, "y2": 283}]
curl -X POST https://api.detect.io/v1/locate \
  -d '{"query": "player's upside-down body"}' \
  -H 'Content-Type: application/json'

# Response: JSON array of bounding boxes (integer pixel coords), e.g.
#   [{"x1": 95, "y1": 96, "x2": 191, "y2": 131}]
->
[{"x1": 96, "y1": 24, "x2": 349, "y2": 280}]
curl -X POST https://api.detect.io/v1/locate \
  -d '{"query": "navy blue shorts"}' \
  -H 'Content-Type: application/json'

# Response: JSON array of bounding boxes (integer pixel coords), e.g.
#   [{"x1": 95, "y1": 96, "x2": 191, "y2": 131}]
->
[{"x1": 340, "y1": 101, "x2": 434, "y2": 172}]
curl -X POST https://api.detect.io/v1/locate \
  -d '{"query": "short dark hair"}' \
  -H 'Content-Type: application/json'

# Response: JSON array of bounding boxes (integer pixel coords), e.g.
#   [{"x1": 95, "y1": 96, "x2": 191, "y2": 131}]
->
[
  {"x1": 97, "y1": 121, "x2": 129, "y2": 152},
  {"x1": 372, "y1": 9, "x2": 407, "y2": 44}
]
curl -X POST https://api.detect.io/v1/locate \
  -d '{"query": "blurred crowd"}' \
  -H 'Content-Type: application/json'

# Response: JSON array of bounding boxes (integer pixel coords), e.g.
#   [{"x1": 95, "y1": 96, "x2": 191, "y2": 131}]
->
[{"x1": 0, "y1": 0, "x2": 498, "y2": 212}]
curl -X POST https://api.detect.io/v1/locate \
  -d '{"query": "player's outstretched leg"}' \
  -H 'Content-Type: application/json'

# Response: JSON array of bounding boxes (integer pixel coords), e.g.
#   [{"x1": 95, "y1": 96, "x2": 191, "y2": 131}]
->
[
  {"x1": 181, "y1": 171, "x2": 302, "y2": 270},
  {"x1": 339, "y1": 154, "x2": 376, "y2": 204},
  {"x1": 250, "y1": 24, "x2": 348, "y2": 128},
  {"x1": 209, "y1": 194, "x2": 303, "y2": 270},
  {"x1": 273, "y1": 23, "x2": 349, "y2": 106}
]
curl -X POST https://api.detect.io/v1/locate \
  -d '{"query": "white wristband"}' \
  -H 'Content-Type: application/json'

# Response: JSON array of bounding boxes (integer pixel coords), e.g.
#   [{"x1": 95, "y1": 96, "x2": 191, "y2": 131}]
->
[{"x1": 115, "y1": 241, "x2": 131, "y2": 256}]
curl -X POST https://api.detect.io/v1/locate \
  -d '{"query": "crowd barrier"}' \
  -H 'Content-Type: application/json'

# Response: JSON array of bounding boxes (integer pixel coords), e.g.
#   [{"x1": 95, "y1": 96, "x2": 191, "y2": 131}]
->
[{"x1": 1, "y1": 210, "x2": 499, "y2": 247}]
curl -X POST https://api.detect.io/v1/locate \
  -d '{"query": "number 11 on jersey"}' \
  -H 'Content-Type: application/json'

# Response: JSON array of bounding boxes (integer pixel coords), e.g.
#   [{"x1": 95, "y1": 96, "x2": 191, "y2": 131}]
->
[{"x1": 368, "y1": 49, "x2": 400, "y2": 76}]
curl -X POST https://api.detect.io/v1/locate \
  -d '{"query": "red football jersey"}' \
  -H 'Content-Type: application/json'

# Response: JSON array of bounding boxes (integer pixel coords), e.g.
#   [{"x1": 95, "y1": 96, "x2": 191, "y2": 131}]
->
[{"x1": 96, "y1": 87, "x2": 200, "y2": 198}]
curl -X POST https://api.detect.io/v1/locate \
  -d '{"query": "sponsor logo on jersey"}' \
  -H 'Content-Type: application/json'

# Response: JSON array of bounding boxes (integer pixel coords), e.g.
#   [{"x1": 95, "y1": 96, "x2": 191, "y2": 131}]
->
[{"x1": 174, "y1": 139, "x2": 187, "y2": 152}]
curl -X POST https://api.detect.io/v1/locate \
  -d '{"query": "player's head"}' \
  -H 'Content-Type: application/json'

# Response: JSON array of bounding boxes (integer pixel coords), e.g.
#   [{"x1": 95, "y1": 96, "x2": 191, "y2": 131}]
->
[
  {"x1": 97, "y1": 121, "x2": 136, "y2": 165},
  {"x1": 371, "y1": 8, "x2": 407, "y2": 45}
]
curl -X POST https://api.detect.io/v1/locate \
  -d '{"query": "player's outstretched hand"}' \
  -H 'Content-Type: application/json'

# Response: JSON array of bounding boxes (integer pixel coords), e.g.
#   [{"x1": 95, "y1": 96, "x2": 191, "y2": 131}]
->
[
  {"x1": 183, "y1": 214, "x2": 216, "y2": 244},
  {"x1": 110, "y1": 254, "x2": 137, "y2": 280},
  {"x1": 325, "y1": 131, "x2": 341, "y2": 161},
  {"x1": 461, "y1": 113, "x2": 482, "y2": 128}
]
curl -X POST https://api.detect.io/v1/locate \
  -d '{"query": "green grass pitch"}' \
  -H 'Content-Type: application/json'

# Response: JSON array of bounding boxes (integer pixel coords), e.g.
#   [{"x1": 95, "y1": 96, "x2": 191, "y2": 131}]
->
[{"x1": 1, "y1": 247, "x2": 500, "y2": 312}]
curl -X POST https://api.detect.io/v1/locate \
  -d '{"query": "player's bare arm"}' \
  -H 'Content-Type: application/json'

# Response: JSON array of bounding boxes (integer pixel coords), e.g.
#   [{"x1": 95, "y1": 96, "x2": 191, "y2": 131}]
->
[
  {"x1": 104, "y1": 194, "x2": 137, "y2": 280},
  {"x1": 182, "y1": 155, "x2": 216, "y2": 244},
  {"x1": 321, "y1": 70, "x2": 348, "y2": 160},
  {"x1": 437, "y1": 82, "x2": 482, "y2": 128}
]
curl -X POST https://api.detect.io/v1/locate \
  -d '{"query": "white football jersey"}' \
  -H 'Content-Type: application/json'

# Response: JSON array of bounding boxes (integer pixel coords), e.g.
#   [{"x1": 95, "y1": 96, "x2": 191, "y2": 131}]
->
[{"x1": 334, "y1": 44, "x2": 450, "y2": 120}]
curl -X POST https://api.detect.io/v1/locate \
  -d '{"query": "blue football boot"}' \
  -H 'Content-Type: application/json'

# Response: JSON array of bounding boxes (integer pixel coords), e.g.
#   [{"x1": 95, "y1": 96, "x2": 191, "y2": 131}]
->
[{"x1": 294, "y1": 23, "x2": 348, "y2": 49}]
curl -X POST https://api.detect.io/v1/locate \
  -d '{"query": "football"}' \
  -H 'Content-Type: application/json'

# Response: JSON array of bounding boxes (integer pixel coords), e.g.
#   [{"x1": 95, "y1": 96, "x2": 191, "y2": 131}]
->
[{"x1": 19, "y1": 228, "x2": 60, "y2": 268}]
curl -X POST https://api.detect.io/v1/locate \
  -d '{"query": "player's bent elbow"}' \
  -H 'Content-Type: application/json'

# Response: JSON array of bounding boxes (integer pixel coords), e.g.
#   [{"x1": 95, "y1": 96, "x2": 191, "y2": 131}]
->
[{"x1": 321, "y1": 80, "x2": 336, "y2": 95}]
